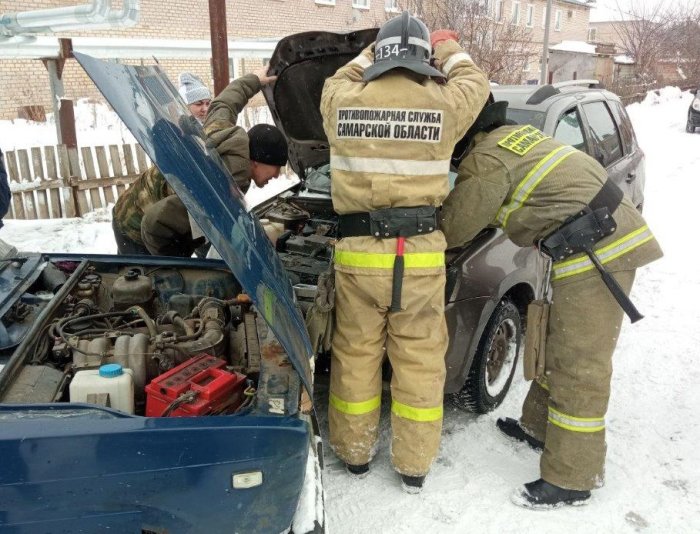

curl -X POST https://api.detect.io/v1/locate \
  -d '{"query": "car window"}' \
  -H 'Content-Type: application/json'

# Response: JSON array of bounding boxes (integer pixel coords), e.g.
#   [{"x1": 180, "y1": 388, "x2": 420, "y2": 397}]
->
[
  {"x1": 582, "y1": 101, "x2": 623, "y2": 167},
  {"x1": 554, "y1": 108, "x2": 586, "y2": 151},
  {"x1": 505, "y1": 108, "x2": 546, "y2": 130},
  {"x1": 608, "y1": 100, "x2": 637, "y2": 154}
]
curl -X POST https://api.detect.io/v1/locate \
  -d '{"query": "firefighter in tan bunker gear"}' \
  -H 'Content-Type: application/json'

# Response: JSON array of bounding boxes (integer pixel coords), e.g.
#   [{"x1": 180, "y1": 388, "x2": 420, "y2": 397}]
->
[
  {"x1": 440, "y1": 101, "x2": 663, "y2": 507},
  {"x1": 320, "y1": 12, "x2": 489, "y2": 492}
]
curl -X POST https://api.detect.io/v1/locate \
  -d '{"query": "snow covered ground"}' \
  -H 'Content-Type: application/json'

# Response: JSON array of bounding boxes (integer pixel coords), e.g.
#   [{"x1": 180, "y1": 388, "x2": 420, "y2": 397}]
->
[{"x1": 2, "y1": 89, "x2": 698, "y2": 532}]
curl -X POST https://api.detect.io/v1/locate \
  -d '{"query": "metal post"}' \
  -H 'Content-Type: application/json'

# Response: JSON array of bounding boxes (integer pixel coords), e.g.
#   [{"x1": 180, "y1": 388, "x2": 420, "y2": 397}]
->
[
  {"x1": 45, "y1": 59, "x2": 65, "y2": 143},
  {"x1": 539, "y1": 0, "x2": 553, "y2": 85},
  {"x1": 42, "y1": 38, "x2": 77, "y2": 147},
  {"x1": 209, "y1": 0, "x2": 230, "y2": 96}
]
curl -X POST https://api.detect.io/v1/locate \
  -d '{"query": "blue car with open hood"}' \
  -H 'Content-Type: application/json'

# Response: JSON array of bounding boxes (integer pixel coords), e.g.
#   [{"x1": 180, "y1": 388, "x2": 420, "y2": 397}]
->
[{"x1": 0, "y1": 49, "x2": 324, "y2": 533}]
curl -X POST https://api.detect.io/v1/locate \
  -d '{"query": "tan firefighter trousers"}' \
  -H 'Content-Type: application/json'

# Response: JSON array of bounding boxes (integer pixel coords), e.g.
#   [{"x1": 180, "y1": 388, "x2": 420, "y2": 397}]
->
[
  {"x1": 520, "y1": 269, "x2": 636, "y2": 490},
  {"x1": 329, "y1": 270, "x2": 448, "y2": 477}
]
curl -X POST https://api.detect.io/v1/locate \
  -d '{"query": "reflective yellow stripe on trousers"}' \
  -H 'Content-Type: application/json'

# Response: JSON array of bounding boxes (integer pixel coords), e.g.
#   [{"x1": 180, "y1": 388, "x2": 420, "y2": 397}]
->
[
  {"x1": 330, "y1": 392, "x2": 381, "y2": 415},
  {"x1": 552, "y1": 225, "x2": 655, "y2": 280},
  {"x1": 495, "y1": 145, "x2": 578, "y2": 228},
  {"x1": 334, "y1": 250, "x2": 445, "y2": 269},
  {"x1": 392, "y1": 400, "x2": 443, "y2": 422},
  {"x1": 548, "y1": 406, "x2": 605, "y2": 433}
]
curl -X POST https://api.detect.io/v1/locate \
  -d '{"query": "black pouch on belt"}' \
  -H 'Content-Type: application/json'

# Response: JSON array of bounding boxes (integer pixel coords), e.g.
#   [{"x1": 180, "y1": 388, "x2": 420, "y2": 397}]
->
[{"x1": 540, "y1": 182, "x2": 644, "y2": 323}]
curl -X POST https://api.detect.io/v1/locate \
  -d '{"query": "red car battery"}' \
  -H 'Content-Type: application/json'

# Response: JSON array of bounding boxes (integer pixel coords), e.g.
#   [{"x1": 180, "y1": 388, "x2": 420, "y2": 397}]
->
[{"x1": 145, "y1": 354, "x2": 247, "y2": 417}]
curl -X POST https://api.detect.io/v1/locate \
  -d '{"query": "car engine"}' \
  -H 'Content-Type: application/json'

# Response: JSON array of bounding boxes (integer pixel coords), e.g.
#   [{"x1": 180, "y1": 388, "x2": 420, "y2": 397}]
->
[{"x1": 1, "y1": 260, "x2": 302, "y2": 418}]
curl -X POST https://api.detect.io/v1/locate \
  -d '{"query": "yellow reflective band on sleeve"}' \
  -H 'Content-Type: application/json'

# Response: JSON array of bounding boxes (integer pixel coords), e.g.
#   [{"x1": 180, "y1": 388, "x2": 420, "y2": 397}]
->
[
  {"x1": 329, "y1": 392, "x2": 381, "y2": 416},
  {"x1": 548, "y1": 406, "x2": 605, "y2": 433},
  {"x1": 334, "y1": 250, "x2": 445, "y2": 269},
  {"x1": 552, "y1": 225, "x2": 655, "y2": 281},
  {"x1": 391, "y1": 400, "x2": 443, "y2": 422},
  {"x1": 496, "y1": 145, "x2": 577, "y2": 228},
  {"x1": 497, "y1": 125, "x2": 551, "y2": 156}
]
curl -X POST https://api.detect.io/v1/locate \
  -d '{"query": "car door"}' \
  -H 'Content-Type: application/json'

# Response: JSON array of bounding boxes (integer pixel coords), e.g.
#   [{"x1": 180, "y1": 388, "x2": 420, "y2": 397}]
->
[
  {"x1": 578, "y1": 99, "x2": 640, "y2": 205},
  {"x1": 607, "y1": 99, "x2": 645, "y2": 209}
]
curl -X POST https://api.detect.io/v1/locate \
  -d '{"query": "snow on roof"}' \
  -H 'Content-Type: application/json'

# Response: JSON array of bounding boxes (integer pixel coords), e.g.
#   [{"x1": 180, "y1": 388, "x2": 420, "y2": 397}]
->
[
  {"x1": 550, "y1": 40, "x2": 597, "y2": 54},
  {"x1": 614, "y1": 54, "x2": 635, "y2": 64}
]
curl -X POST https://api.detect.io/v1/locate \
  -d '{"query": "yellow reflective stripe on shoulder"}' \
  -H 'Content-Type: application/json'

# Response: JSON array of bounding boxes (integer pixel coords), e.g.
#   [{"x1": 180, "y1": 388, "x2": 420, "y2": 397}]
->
[
  {"x1": 548, "y1": 406, "x2": 605, "y2": 433},
  {"x1": 334, "y1": 250, "x2": 445, "y2": 269},
  {"x1": 497, "y1": 125, "x2": 551, "y2": 156},
  {"x1": 331, "y1": 156, "x2": 451, "y2": 176},
  {"x1": 496, "y1": 145, "x2": 577, "y2": 228},
  {"x1": 552, "y1": 225, "x2": 655, "y2": 281},
  {"x1": 330, "y1": 392, "x2": 381, "y2": 416},
  {"x1": 391, "y1": 400, "x2": 443, "y2": 422}
]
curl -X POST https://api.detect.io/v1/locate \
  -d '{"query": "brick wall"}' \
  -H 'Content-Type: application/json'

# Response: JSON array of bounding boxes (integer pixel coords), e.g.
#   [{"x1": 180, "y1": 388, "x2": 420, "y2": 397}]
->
[
  {"x1": 0, "y1": 0, "x2": 592, "y2": 119},
  {"x1": 1, "y1": 0, "x2": 394, "y2": 119}
]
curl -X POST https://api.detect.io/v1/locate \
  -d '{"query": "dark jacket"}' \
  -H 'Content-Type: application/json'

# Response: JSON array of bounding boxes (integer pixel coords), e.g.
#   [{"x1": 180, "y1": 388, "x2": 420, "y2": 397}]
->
[{"x1": 0, "y1": 148, "x2": 11, "y2": 228}]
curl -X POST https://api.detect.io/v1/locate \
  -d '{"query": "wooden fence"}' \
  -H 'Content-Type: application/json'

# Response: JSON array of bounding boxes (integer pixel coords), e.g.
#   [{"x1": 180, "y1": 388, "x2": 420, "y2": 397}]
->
[{"x1": 3, "y1": 143, "x2": 151, "y2": 220}]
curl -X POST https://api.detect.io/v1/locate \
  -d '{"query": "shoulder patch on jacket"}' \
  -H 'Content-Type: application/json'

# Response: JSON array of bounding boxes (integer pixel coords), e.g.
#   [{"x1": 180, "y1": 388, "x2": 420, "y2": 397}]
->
[{"x1": 497, "y1": 125, "x2": 550, "y2": 156}]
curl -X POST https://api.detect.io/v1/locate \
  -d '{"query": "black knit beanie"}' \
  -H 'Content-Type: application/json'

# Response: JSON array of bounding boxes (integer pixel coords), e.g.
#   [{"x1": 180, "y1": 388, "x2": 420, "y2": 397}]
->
[{"x1": 248, "y1": 124, "x2": 288, "y2": 166}]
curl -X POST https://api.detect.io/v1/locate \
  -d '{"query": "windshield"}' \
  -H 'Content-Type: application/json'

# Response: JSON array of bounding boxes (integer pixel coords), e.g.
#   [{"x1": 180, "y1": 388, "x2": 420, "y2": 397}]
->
[{"x1": 506, "y1": 108, "x2": 547, "y2": 130}]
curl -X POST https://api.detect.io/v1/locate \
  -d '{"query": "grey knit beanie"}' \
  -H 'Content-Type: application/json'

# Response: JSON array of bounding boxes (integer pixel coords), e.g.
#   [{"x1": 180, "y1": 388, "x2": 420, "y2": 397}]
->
[{"x1": 178, "y1": 72, "x2": 212, "y2": 105}]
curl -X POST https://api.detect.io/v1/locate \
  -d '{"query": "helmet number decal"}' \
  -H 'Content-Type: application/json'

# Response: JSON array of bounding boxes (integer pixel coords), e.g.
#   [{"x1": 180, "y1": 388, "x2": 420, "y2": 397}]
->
[{"x1": 376, "y1": 44, "x2": 402, "y2": 60}]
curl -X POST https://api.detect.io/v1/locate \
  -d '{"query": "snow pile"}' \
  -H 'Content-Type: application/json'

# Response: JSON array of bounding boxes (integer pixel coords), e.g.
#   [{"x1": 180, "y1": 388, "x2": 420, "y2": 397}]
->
[
  {"x1": 614, "y1": 54, "x2": 634, "y2": 65},
  {"x1": 636, "y1": 86, "x2": 684, "y2": 107},
  {"x1": 0, "y1": 99, "x2": 136, "y2": 151},
  {"x1": 550, "y1": 40, "x2": 597, "y2": 54}
]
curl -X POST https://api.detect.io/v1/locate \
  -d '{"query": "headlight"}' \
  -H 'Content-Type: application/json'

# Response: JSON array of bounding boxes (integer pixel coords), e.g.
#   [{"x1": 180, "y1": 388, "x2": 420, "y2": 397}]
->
[{"x1": 693, "y1": 99, "x2": 700, "y2": 111}]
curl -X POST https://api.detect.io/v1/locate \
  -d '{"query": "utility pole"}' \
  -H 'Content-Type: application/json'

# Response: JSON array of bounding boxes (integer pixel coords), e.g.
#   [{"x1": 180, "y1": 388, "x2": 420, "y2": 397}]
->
[
  {"x1": 540, "y1": 0, "x2": 553, "y2": 85},
  {"x1": 42, "y1": 38, "x2": 77, "y2": 148},
  {"x1": 209, "y1": 0, "x2": 230, "y2": 96}
]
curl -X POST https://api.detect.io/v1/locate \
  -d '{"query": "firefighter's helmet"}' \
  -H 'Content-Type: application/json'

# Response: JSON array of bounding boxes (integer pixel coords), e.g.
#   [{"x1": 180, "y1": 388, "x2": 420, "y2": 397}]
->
[{"x1": 363, "y1": 11, "x2": 444, "y2": 82}]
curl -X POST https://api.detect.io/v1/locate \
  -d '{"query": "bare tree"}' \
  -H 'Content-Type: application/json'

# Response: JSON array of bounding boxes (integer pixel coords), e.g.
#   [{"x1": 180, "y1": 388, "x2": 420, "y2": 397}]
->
[
  {"x1": 391, "y1": 0, "x2": 536, "y2": 84},
  {"x1": 662, "y1": 2, "x2": 700, "y2": 83},
  {"x1": 612, "y1": 0, "x2": 673, "y2": 80}
]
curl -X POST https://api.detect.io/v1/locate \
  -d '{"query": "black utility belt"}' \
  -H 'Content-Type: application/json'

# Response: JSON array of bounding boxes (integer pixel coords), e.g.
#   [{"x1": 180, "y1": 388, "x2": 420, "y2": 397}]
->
[
  {"x1": 338, "y1": 206, "x2": 438, "y2": 239},
  {"x1": 540, "y1": 207, "x2": 617, "y2": 261},
  {"x1": 540, "y1": 179, "x2": 623, "y2": 261}
]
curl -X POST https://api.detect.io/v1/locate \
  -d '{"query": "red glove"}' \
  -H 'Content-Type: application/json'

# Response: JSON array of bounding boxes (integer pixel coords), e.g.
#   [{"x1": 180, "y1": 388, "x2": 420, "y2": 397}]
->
[{"x1": 430, "y1": 29, "x2": 460, "y2": 48}]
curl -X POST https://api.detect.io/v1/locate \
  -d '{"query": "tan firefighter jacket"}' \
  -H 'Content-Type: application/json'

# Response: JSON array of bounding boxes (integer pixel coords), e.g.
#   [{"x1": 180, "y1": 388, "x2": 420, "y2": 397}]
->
[
  {"x1": 440, "y1": 125, "x2": 663, "y2": 285},
  {"x1": 320, "y1": 41, "x2": 490, "y2": 277},
  {"x1": 113, "y1": 74, "x2": 261, "y2": 242}
]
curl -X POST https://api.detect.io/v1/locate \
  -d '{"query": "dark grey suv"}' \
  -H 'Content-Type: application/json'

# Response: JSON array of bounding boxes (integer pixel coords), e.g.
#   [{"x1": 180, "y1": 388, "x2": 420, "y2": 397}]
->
[
  {"x1": 492, "y1": 81, "x2": 646, "y2": 211},
  {"x1": 687, "y1": 87, "x2": 700, "y2": 133}
]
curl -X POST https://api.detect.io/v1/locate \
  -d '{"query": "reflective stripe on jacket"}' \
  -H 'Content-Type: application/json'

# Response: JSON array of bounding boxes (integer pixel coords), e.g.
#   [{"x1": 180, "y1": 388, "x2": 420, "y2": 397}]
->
[{"x1": 440, "y1": 125, "x2": 662, "y2": 284}]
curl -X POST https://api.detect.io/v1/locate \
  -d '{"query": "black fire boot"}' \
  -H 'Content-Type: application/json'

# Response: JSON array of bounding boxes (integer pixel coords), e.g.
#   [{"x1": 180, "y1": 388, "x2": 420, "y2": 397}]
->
[
  {"x1": 400, "y1": 474, "x2": 425, "y2": 494},
  {"x1": 345, "y1": 463, "x2": 369, "y2": 479},
  {"x1": 511, "y1": 478, "x2": 591, "y2": 509},
  {"x1": 496, "y1": 417, "x2": 544, "y2": 451}
]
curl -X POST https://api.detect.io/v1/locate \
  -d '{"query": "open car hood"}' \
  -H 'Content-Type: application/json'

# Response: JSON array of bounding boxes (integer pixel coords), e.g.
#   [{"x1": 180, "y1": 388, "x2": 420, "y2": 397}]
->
[
  {"x1": 74, "y1": 53, "x2": 314, "y2": 397},
  {"x1": 262, "y1": 29, "x2": 378, "y2": 178}
]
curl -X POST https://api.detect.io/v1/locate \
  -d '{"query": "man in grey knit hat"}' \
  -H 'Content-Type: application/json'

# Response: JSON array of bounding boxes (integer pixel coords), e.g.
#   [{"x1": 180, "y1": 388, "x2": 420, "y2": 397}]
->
[
  {"x1": 178, "y1": 72, "x2": 212, "y2": 123},
  {"x1": 112, "y1": 65, "x2": 288, "y2": 257}
]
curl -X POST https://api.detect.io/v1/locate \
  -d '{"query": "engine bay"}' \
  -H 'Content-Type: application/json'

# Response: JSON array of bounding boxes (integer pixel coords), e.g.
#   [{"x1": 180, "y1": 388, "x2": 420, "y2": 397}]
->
[{"x1": 0, "y1": 259, "x2": 302, "y2": 418}]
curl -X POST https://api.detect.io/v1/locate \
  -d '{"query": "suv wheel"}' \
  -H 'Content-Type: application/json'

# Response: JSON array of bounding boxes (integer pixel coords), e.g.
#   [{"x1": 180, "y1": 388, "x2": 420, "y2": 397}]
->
[
  {"x1": 450, "y1": 298, "x2": 522, "y2": 414},
  {"x1": 687, "y1": 114, "x2": 696, "y2": 133}
]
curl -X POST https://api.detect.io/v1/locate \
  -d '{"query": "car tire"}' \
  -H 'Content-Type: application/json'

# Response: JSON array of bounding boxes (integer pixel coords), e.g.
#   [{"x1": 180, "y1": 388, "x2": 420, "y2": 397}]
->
[
  {"x1": 687, "y1": 116, "x2": 696, "y2": 133},
  {"x1": 450, "y1": 298, "x2": 522, "y2": 414}
]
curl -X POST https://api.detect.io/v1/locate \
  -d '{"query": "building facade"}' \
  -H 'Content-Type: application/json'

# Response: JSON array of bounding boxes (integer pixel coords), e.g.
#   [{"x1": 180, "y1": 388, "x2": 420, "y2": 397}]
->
[
  {"x1": 0, "y1": 0, "x2": 593, "y2": 119},
  {"x1": 0, "y1": 0, "x2": 400, "y2": 119}
]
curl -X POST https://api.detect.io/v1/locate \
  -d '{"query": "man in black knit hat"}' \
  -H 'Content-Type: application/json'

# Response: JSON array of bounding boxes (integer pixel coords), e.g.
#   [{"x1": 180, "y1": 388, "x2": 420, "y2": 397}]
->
[{"x1": 113, "y1": 65, "x2": 288, "y2": 257}]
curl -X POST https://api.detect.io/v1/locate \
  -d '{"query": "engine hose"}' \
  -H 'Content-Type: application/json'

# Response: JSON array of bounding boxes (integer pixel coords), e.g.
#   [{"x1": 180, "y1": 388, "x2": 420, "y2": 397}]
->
[{"x1": 126, "y1": 306, "x2": 158, "y2": 338}]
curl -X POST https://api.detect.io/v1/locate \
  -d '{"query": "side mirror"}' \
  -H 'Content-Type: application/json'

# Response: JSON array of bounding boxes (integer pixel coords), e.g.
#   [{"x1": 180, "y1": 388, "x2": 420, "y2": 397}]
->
[{"x1": 691, "y1": 88, "x2": 698, "y2": 95}]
